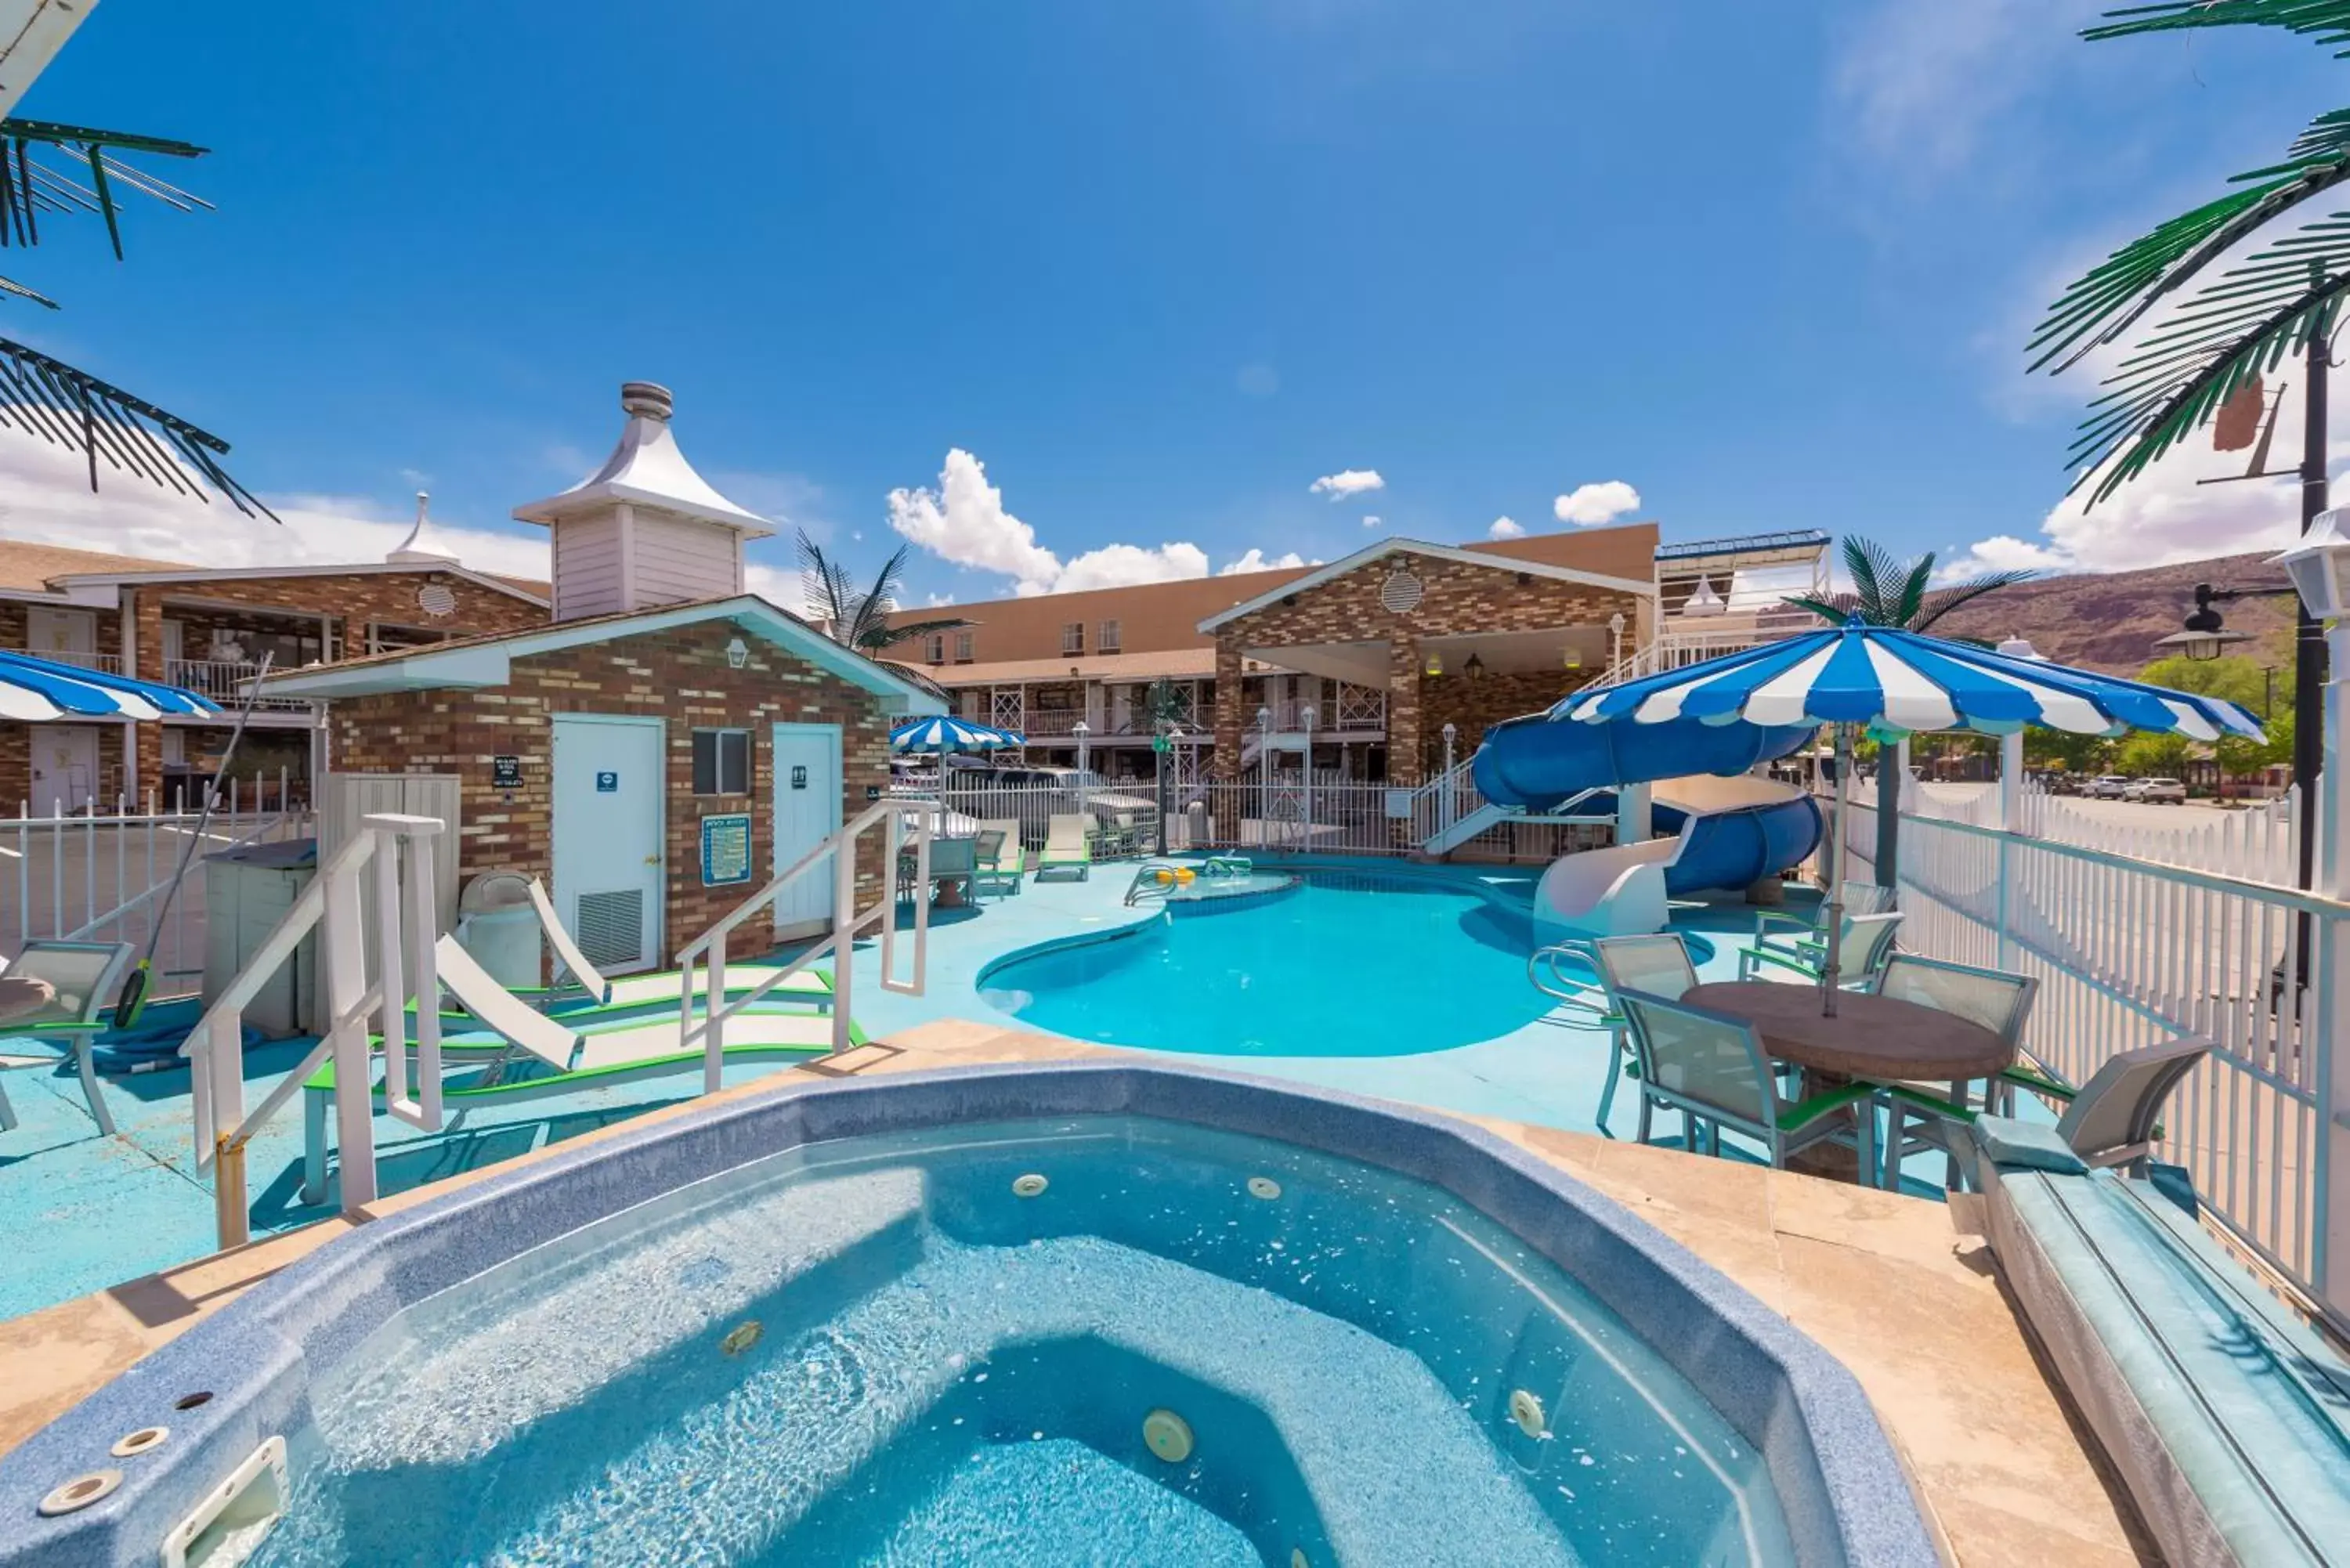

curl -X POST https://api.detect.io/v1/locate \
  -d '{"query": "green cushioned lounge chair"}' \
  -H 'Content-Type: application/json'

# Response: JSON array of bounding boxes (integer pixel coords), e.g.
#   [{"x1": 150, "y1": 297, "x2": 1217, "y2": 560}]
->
[{"x1": 1039, "y1": 813, "x2": 1092, "y2": 880}]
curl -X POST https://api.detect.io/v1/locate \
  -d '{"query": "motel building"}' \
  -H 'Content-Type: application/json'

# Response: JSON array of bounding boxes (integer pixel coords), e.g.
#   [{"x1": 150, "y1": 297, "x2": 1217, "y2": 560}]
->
[{"x1": 886, "y1": 526, "x2": 1828, "y2": 790}]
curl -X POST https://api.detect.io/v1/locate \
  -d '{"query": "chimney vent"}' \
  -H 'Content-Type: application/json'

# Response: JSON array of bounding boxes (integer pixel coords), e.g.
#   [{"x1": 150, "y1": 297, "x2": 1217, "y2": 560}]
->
[{"x1": 620, "y1": 381, "x2": 673, "y2": 422}]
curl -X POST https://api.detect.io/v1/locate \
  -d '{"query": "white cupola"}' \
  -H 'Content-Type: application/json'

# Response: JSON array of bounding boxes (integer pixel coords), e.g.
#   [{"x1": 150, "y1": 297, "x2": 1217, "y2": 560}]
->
[
  {"x1": 513, "y1": 381, "x2": 776, "y2": 621},
  {"x1": 387, "y1": 490, "x2": 461, "y2": 566}
]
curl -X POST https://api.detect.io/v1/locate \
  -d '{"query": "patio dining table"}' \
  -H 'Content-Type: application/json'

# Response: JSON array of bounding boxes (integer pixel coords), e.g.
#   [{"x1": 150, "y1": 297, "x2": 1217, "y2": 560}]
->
[{"x1": 1683, "y1": 981, "x2": 2016, "y2": 1183}]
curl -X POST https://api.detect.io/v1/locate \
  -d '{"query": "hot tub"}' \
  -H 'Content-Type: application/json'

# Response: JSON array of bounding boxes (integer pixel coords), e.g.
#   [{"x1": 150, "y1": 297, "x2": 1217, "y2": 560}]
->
[{"x1": 0, "y1": 1066, "x2": 1934, "y2": 1566}]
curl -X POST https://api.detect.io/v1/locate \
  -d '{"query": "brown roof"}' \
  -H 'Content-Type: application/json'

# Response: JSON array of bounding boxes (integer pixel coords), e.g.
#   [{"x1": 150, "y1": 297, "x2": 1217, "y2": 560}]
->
[
  {"x1": 0, "y1": 540, "x2": 191, "y2": 591},
  {"x1": 883, "y1": 522, "x2": 1661, "y2": 667},
  {"x1": 912, "y1": 649, "x2": 1291, "y2": 687}
]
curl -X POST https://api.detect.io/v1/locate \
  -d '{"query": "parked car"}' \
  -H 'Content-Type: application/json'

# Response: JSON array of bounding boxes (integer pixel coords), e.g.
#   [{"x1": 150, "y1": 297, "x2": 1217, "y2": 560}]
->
[
  {"x1": 2085, "y1": 775, "x2": 2132, "y2": 799},
  {"x1": 2124, "y1": 777, "x2": 2187, "y2": 804}
]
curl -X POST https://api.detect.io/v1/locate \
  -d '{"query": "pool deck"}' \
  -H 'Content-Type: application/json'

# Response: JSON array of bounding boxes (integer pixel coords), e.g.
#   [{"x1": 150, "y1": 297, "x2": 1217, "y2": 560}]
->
[{"x1": 0, "y1": 862, "x2": 2157, "y2": 1563}]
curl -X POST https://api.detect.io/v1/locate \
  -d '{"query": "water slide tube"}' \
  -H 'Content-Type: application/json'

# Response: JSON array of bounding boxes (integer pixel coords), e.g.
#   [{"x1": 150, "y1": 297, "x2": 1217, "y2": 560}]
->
[{"x1": 1471, "y1": 712, "x2": 1823, "y2": 938}]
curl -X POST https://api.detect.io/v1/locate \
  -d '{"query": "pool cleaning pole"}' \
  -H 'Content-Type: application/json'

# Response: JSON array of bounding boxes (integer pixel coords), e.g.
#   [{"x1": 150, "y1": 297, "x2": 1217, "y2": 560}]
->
[{"x1": 1820, "y1": 724, "x2": 1849, "y2": 1018}]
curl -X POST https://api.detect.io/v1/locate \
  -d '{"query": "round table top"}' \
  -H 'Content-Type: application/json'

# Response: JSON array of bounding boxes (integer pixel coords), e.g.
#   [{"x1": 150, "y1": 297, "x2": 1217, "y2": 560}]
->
[
  {"x1": 1683, "y1": 981, "x2": 2015, "y2": 1082},
  {"x1": 0, "y1": 975, "x2": 57, "y2": 1024}
]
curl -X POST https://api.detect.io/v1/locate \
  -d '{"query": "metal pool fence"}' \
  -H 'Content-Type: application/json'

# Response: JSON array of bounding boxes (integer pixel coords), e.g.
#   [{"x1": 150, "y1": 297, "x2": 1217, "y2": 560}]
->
[
  {"x1": 2, "y1": 775, "x2": 313, "y2": 994},
  {"x1": 1826, "y1": 783, "x2": 2348, "y2": 1331}
]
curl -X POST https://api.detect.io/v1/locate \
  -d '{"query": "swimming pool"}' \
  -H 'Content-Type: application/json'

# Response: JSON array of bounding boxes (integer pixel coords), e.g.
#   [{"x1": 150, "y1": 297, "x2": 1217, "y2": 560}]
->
[
  {"x1": 979, "y1": 865, "x2": 1711, "y2": 1057},
  {"x1": 0, "y1": 1067, "x2": 1933, "y2": 1568}
]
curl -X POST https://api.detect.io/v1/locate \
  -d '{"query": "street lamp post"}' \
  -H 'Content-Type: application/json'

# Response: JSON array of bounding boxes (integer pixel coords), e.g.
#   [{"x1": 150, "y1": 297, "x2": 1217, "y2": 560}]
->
[
  {"x1": 1072, "y1": 721, "x2": 1090, "y2": 825},
  {"x1": 2273, "y1": 511, "x2": 2350, "y2": 898},
  {"x1": 1441, "y1": 722, "x2": 1458, "y2": 836},
  {"x1": 1608, "y1": 610, "x2": 1626, "y2": 674},
  {"x1": 1300, "y1": 705, "x2": 1316, "y2": 851},
  {"x1": 1256, "y1": 706, "x2": 1271, "y2": 849}
]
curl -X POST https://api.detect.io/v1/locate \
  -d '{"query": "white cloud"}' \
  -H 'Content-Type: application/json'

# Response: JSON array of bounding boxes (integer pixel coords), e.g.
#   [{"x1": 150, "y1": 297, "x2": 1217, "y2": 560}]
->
[
  {"x1": 1831, "y1": 1, "x2": 2102, "y2": 186},
  {"x1": 1219, "y1": 548, "x2": 1308, "y2": 575},
  {"x1": 1310, "y1": 468, "x2": 1384, "y2": 500},
  {"x1": 1361, "y1": 514, "x2": 1383, "y2": 529},
  {"x1": 1488, "y1": 515, "x2": 1524, "y2": 540},
  {"x1": 0, "y1": 435, "x2": 556, "y2": 581},
  {"x1": 924, "y1": 591, "x2": 957, "y2": 608},
  {"x1": 1553, "y1": 481, "x2": 1641, "y2": 526},
  {"x1": 886, "y1": 448, "x2": 1297, "y2": 597}
]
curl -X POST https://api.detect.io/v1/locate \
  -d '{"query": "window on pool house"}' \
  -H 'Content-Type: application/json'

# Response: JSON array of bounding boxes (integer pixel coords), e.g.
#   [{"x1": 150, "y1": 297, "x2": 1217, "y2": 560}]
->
[
  {"x1": 1098, "y1": 619, "x2": 1121, "y2": 652},
  {"x1": 925, "y1": 632, "x2": 946, "y2": 665},
  {"x1": 692, "y1": 728, "x2": 750, "y2": 795},
  {"x1": 954, "y1": 630, "x2": 974, "y2": 663},
  {"x1": 1061, "y1": 622, "x2": 1084, "y2": 655}
]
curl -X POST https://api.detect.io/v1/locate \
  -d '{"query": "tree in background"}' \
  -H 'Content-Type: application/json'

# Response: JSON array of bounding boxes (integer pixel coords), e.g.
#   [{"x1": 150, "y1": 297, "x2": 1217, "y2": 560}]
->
[
  {"x1": 2114, "y1": 731, "x2": 2193, "y2": 779},
  {"x1": 2138, "y1": 654, "x2": 2294, "y2": 788},
  {"x1": 797, "y1": 529, "x2": 971, "y2": 654},
  {"x1": 1784, "y1": 537, "x2": 2037, "y2": 892},
  {"x1": 2024, "y1": 726, "x2": 2116, "y2": 776}
]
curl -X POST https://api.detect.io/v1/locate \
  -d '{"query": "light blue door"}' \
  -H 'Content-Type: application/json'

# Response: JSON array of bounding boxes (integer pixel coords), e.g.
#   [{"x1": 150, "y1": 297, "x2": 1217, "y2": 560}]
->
[
  {"x1": 772, "y1": 723, "x2": 843, "y2": 937},
  {"x1": 552, "y1": 714, "x2": 665, "y2": 973}
]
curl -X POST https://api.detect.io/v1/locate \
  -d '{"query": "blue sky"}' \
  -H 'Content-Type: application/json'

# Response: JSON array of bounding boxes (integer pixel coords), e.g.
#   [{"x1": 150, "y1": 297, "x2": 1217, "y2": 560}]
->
[{"x1": 2, "y1": 0, "x2": 2343, "y2": 604}]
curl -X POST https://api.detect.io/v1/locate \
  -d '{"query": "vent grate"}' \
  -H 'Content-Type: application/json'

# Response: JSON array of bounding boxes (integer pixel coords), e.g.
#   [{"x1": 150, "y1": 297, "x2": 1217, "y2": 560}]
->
[
  {"x1": 574, "y1": 889, "x2": 645, "y2": 969},
  {"x1": 1379, "y1": 571, "x2": 1423, "y2": 614}
]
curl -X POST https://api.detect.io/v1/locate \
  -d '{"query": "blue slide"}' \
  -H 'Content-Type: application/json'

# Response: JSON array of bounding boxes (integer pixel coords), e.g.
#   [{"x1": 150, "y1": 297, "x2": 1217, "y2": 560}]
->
[{"x1": 1473, "y1": 710, "x2": 1824, "y2": 896}]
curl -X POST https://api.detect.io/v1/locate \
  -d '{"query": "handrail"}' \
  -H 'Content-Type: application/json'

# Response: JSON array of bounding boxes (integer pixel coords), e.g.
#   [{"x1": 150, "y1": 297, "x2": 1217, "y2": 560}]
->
[
  {"x1": 1527, "y1": 940, "x2": 1611, "y2": 1023},
  {"x1": 181, "y1": 811, "x2": 444, "y2": 1248},
  {"x1": 677, "y1": 795, "x2": 942, "y2": 1090}
]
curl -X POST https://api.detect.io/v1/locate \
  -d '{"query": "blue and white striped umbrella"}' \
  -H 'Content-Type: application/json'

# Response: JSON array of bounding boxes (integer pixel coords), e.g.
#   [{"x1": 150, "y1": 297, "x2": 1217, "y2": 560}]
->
[
  {"x1": 1558, "y1": 620, "x2": 2264, "y2": 742},
  {"x1": 890, "y1": 714, "x2": 1025, "y2": 752},
  {"x1": 0, "y1": 651, "x2": 222, "y2": 722}
]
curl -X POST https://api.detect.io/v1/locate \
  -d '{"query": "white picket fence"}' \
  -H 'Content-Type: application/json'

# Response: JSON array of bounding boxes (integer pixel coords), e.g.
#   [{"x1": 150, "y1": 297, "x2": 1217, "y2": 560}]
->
[
  {"x1": 1828, "y1": 787, "x2": 2348, "y2": 1327},
  {"x1": 2, "y1": 775, "x2": 312, "y2": 992},
  {"x1": 1869, "y1": 771, "x2": 2304, "y2": 886}
]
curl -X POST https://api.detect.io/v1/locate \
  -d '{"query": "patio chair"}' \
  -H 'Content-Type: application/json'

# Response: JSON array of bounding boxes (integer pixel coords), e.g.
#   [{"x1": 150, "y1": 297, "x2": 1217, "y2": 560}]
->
[
  {"x1": 1737, "y1": 910, "x2": 1902, "y2": 988},
  {"x1": 974, "y1": 818, "x2": 1027, "y2": 896},
  {"x1": 1587, "y1": 934, "x2": 1701, "y2": 1138},
  {"x1": 1867, "y1": 953, "x2": 2039, "y2": 1189},
  {"x1": 0, "y1": 939, "x2": 132, "y2": 1136},
  {"x1": 1614, "y1": 988, "x2": 1878, "y2": 1180},
  {"x1": 1899, "y1": 1036, "x2": 2210, "y2": 1183},
  {"x1": 1039, "y1": 813, "x2": 1092, "y2": 880},
  {"x1": 1751, "y1": 881, "x2": 1889, "y2": 966}
]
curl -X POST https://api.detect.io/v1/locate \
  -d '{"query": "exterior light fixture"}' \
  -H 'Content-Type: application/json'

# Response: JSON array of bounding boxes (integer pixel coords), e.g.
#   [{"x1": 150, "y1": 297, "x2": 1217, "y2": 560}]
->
[
  {"x1": 1463, "y1": 652, "x2": 1486, "y2": 681},
  {"x1": 1562, "y1": 646, "x2": 1582, "y2": 670},
  {"x1": 1423, "y1": 651, "x2": 1444, "y2": 677},
  {"x1": 2155, "y1": 585, "x2": 2253, "y2": 663},
  {"x1": 725, "y1": 636, "x2": 750, "y2": 670},
  {"x1": 2274, "y1": 508, "x2": 2350, "y2": 620}
]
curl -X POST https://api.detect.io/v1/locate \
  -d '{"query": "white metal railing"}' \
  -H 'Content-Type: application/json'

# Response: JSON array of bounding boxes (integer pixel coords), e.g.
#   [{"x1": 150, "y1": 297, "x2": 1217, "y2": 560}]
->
[
  {"x1": 164, "y1": 656, "x2": 312, "y2": 711},
  {"x1": 5, "y1": 775, "x2": 311, "y2": 985},
  {"x1": 1826, "y1": 790, "x2": 2345, "y2": 1328},
  {"x1": 183, "y1": 812, "x2": 444, "y2": 1248},
  {"x1": 1408, "y1": 758, "x2": 1485, "y2": 844},
  {"x1": 677, "y1": 796, "x2": 938, "y2": 1090},
  {"x1": 16, "y1": 647, "x2": 123, "y2": 674}
]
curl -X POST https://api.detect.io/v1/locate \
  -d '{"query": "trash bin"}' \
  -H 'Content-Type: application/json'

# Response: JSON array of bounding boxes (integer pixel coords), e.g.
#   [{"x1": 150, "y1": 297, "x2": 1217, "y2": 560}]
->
[{"x1": 457, "y1": 903, "x2": 540, "y2": 991}]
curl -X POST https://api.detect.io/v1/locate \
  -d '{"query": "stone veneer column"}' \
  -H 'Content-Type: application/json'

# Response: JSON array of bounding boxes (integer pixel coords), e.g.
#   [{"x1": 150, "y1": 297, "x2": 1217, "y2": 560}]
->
[
  {"x1": 1211, "y1": 638, "x2": 1244, "y2": 840},
  {"x1": 1387, "y1": 634, "x2": 1423, "y2": 787},
  {"x1": 129, "y1": 590, "x2": 167, "y2": 809}
]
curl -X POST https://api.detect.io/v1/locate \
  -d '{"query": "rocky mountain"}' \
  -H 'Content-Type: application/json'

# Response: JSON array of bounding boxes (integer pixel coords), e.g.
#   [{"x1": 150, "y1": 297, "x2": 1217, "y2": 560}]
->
[{"x1": 1930, "y1": 551, "x2": 2298, "y2": 674}]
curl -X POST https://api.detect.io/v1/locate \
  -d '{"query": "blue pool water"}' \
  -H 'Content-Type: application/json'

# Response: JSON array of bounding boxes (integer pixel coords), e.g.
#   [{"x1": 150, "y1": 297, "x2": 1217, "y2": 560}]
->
[
  {"x1": 248, "y1": 1115, "x2": 1792, "y2": 1566},
  {"x1": 980, "y1": 867, "x2": 1706, "y2": 1057}
]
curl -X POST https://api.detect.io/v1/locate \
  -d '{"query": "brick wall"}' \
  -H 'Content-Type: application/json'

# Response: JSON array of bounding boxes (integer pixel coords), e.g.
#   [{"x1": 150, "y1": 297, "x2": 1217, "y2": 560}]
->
[
  {"x1": 325, "y1": 617, "x2": 897, "y2": 969},
  {"x1": 1210, "y1": 551, "x2": 1643, "y2": 786},
  {"x1": 1419, "y1": 668, "x2": 1597, "y2": 775},
  {"x1": 0, "y1": 599, "x2": 129, "y2": 806}
]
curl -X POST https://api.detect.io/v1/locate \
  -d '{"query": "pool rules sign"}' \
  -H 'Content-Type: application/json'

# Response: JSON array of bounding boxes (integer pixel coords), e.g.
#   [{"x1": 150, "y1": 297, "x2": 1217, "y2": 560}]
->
[{"x1": 700, "y1": 814, "x2": 753, "y2": 887}]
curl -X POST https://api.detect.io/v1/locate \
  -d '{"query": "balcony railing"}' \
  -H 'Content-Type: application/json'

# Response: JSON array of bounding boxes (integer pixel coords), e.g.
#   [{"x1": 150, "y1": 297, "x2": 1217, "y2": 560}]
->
[
  {"x1": 17, "y1": 648, "x2": 123, "y2": 675},
  {"x1": 164, "y1": 658, "x2": 312, "y2": 712}
]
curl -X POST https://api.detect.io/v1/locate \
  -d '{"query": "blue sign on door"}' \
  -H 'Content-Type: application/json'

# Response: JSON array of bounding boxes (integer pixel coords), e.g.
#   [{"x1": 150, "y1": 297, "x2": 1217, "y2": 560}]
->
[{"x1": 595, "y1": 771, "x2": 619, "y2": 793}]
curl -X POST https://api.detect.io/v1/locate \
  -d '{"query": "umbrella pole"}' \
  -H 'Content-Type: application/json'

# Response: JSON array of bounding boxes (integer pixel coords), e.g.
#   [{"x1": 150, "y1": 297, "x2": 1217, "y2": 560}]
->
[{"x1": 1820, "y1": 723, "x2": 1850, "y2": 1018}]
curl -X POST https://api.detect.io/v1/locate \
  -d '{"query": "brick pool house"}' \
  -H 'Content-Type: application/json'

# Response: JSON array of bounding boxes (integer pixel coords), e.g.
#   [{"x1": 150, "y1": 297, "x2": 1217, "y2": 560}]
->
[{"x1": 266, "y1": 384, "x2": 944, "y2": 968}]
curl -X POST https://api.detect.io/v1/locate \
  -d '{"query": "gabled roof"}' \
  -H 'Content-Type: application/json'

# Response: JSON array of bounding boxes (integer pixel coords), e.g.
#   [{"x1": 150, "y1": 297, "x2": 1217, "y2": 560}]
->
[
  {"x1": 42, "y1": 561, "x2": 551, "y2": 608},
  {"x1": 262, "y1": 594, "x2": 945, "y2": 712},
  {"x1": 1195, "y1": 537, "x2": 1654, "y2": 633},
  {"x1": 0, "y1": 540, "x2": 190, "y2": 591}
]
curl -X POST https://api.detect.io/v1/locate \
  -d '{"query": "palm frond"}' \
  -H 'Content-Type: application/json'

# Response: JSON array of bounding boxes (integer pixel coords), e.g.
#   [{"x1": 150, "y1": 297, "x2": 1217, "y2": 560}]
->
[
  {"x1": 2030, "y1": 109, "x2": 2350, "y2": 373},
  {"x1": 2085, "y1": 2, "x2": 2350, "y2": 53},
  {"x1": 1892, "y1": 555, "x2": 1932, "y2": 628},
  {"x1": 862, "y1": 616, "x2": 971, "y2": 650},
  {"x1": 2066, "y1": 219, "x2": 2350, "y2": 502},
  {"x1": 0, "y1": 118, "x2": 208, "y2": 260},
  {"x1": 1914, "y1": 571, "x2": 2042, "y2": 632},
  {"x1": 795, "y1": 529, "x2": 852, "y2": 631},
  {"x1": 1841, "y1": 537, "x2": 1909, "y2": 623},
  {"x1": 0, "y1": 333, "x2": 271, "y2": 517}
]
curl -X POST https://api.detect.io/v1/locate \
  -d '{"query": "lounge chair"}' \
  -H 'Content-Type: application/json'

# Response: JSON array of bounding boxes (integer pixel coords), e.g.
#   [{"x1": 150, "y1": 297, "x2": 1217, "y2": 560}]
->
[
  {"x1": 302, "y1": 935, "x2": 865, "y2": 1205},
  {"x1": 1587, "y1": 934, "x2": 1700, "y2": 1139},
  {"x1": 0, "y1": 940, "x2": 132, "y2": 1136},
  {"x1": 973, "y1": 829, "x2": 1023, "y2": 899},
  {"x1": 1039, "y1": 813, "x2": 1091, "y2": 880},
  {"x1": 427, "y1": 877, "x2": 833, "y2": 1029},
  {"x1": 1612, "y1": 988, "x2": 1878, "y2": 1180},
  {"x1": 1736, "y1": 909, "x2": 1902, "y2": 988}
]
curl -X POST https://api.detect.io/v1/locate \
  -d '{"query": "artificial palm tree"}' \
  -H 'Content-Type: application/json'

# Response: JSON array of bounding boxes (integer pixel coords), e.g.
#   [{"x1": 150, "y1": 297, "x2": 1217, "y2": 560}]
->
[
  {"x1": 796, "y1": 528, "x2": 971, "y2": 653},
  {"x1": 2029, "y1": 4, "x2": 2350, "y2": 500},
  {"x1": 1784, "y1": 537, "x2": 2037, "y2": 894}
]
